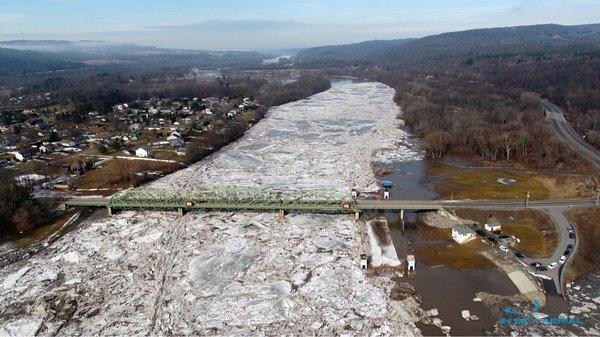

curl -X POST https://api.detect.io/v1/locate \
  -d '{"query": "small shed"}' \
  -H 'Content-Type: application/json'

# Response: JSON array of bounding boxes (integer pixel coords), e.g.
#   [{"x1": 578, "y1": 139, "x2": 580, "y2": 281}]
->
[
  {"x1": 485, "y1": 216, "x2": 502, "y2": 233},
  {"x1": 452, "y1": 226, "x2": 476, "y2": 244},
  {"x1": 360, "y1": 254, "x2": 368, "y2": 270},
  {"x1": 407, "y1": 255, "x2": 416, "y2": 271}
]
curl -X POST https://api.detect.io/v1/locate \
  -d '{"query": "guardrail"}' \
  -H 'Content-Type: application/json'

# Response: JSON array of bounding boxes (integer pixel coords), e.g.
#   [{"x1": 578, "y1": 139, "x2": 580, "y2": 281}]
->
[{"x1": 66, "y1": 186, "x2": 358, "y2": 213}]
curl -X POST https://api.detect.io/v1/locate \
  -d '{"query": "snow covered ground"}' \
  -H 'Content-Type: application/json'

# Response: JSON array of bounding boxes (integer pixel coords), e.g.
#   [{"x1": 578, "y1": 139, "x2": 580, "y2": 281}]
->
[{"x1": 0, "y1": 81, "x2": 425, "y2": 336}]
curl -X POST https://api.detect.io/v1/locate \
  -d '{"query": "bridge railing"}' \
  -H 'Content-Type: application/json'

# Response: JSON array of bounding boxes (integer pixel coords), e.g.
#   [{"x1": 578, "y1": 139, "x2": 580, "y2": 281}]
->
[
  {"x1": 109, "y1": 187, "x2": 184, "y2": 209},
  {"x1": 107, "y1": 185, "x2": 356, "y2": 213}
]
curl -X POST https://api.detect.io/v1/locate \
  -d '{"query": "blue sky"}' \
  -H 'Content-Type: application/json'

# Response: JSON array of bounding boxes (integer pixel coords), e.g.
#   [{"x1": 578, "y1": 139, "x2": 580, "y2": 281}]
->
[{"x1": 1, "y1": 0, "x2": 599, "y2": 50}]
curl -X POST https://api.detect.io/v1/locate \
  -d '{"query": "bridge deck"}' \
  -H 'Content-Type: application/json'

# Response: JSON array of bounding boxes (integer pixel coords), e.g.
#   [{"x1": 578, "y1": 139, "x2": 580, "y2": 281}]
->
[{"x1": 64, "y1": 196, "x2": 596, "y2": 213}]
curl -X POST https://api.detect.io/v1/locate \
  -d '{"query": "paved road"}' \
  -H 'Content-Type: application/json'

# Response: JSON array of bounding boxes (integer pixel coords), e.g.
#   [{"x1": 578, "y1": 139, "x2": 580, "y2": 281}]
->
[
  {"x1": 516, "y1": 208, "x2": 577, "y2": 295},
  {"x1": 64, "y1": 196, "x2": 598, "y2": 211},
  {"x1": 541, "y1": 100, "x2": 600, "y2": 169},
  {"x1": 357, "y1": 198, "x2": 597, "y2": 211}
]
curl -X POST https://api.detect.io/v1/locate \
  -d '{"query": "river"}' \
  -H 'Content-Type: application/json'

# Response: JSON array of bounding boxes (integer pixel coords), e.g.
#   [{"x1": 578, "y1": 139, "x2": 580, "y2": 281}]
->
[{"x1": 0, "y1": 79, "x2": 426, "y2": 336}]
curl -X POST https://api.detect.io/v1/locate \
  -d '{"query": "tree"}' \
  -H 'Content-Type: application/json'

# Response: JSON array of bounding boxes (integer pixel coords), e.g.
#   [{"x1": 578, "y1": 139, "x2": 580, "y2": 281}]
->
[
  {"x1": 48, "y1": 131, "x2": 60, "y2": 142},
  {"x1": 97, "y1": 145, "x2": 108, "y2": 154},
  {"x1": 424, "y1": 131, "x2": 452, "y2": 158},
  {"x1": 501, "y1": 132, "x2": 515, "y2": 161},
  {"x1": 108, "y1": 138, "x2": 122, "y2": 151}
]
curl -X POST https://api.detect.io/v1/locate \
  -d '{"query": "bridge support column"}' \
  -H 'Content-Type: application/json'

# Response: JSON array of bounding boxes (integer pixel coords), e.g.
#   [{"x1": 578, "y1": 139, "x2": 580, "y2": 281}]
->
[
  {"x1": 354, "y1": 211, "x2": 360, "y2": 220},
  {"x1": 278, "y1": 209, "x2": 285, "y2": 220},
  {"x1": 178, "y1": 208, "x2": 184, "y2": 217},
  {"x1": 400, "y1": 209, "x2": 404, "y2": 220},
  {"x1": 383, "y1": 189, "x2": 390, "y2": 200},
  {"x1": 107, "y1": 206, "x2": 112, "y2": 216}
]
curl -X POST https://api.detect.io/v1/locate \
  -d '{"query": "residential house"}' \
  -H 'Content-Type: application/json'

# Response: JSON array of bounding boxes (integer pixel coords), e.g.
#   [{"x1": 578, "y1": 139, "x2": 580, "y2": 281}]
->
[
  {"x1": 167, "y1": 134, "x2": 184, "y2": 147},
  {"x1": 484, "y1": 216, "x2": 502, "y2": 233},
  {"x1": 452, "y1": 226, "x2": 476, "y2": 244},
  {"x1": 135, "y1": 145, "x2": 153, "y2": 158}
]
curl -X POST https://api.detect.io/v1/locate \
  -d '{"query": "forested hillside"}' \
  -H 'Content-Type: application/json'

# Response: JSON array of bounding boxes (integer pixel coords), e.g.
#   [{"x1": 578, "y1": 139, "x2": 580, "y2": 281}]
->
[
  {"x1": 297, "y1": 24, "x2": 600, "y2": 168},
  {"x1": 0, "y1": 47, "x2": 86, "y2": 76},
  {"x1": 294, "y1": 39, "x2": 413, "y2": 67}
]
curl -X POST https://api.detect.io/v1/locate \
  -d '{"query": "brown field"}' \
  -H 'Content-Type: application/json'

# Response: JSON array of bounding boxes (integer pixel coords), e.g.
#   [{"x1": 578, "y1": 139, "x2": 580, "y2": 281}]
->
[
  {"x1": 565, "y1": 208, "x2": 600, "y2": 283},
  {"x1": 74, "y1": 158, "x2": 180, "y2": 194},
  {"x1": 454, "y1": 209, "x2": 558, "y2": 257},
  {"x1": 429, "y1": 166, "x2": 591, "y2": 200}
]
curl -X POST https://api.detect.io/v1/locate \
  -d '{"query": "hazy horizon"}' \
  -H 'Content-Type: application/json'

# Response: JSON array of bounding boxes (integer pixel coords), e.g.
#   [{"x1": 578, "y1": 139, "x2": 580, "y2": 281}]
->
[{"x1": 2, "y1": 0, "x2": 600, "y2": 51}]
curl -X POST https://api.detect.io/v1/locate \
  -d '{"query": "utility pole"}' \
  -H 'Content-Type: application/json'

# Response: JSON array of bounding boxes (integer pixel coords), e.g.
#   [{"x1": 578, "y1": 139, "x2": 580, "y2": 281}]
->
[
  {"x1": 525, "y1": 191, "x2": 530, "y2": 210},
  {"x1": 596, "y1": 189, "x2": 599, "y2": 207}
]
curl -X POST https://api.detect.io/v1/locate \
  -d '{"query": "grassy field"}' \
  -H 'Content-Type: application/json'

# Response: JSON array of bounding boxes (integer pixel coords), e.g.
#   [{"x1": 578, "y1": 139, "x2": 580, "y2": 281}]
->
[
  {"x1": 430, "y1": 166, "x2": 591, "y2": 200},
  {"x1": 565, "y1": 208, "x2": 600, "y2": 283},
  {"x1": 454, "y1": 209, "x2": 558, "y2": 257}
]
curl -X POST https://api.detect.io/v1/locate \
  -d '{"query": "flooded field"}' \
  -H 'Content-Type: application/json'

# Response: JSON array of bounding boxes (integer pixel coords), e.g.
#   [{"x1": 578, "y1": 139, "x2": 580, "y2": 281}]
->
[{"x1": 376, "y1": 212, "x2": 520, "y2": 335}]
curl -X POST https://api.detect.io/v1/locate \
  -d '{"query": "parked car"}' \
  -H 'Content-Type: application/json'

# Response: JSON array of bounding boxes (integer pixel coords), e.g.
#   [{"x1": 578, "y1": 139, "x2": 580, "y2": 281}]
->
[
  {"x1": 497, "y1": 234, "x2": 510, "y2": 239},
  {"x1": 559, "y1": 255, "x2": 567, "y2": 264},
  {"x1": 514, "y1": 252, "x2": 525, "y2": 259},
  {"x1": 548, "y1": 262, "x2": 558, "y2": 270},
  {"x1": 499, "y1": 245, "x2": 509, "y2": 253},
  {"x1": 475, "y1": 229, "x2": 486, "y2": 237},
  {"x1": 531, "y1": 262, "x2": 542, "y2": 268},
  {"x1": 487, "y1": 237, "x2": 497, "y2": 244},
  {"x1": 567, "y1": 244, "x2": 574, "y2": 250},
  {"x1": 535, "y1": 266, "x2": 548, "y2": 272},
  {"x1": 569, "y1": 232, "x2": 575, "y2": 239},
  {"x1": 564, "y1": 249, "x2": 571, "y2": 256}
]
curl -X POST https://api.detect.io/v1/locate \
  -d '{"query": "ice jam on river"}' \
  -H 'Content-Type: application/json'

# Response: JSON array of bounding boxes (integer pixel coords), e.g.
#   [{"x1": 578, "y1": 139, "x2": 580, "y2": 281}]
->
[{"x1": 0, "y1": 81, "x2": 424, "y2": 336}]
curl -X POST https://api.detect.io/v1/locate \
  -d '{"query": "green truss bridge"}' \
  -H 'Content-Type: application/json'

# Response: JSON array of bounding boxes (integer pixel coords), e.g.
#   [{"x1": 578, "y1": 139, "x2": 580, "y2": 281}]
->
[{"x1": 64, "y1": 186, "x2": 358, "y2": 214}]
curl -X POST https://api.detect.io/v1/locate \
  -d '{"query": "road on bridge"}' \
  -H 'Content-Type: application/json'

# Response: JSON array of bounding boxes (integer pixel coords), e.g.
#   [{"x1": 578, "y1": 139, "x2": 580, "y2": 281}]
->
[
  {"x1": 542, "y1": 100, "x2": 600, "y2": 169},
  {"x1": 64, "y1": 196, "x2": 598, "y2": 212},
  {"x1": 355, "y1": 198, "x2": 597, "y2": 211}
]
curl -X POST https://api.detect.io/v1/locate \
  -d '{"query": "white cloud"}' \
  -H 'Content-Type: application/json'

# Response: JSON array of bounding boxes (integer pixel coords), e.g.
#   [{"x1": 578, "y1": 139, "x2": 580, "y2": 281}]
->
[{"x1": 0, "y1": 13, "x2": 25, "y2": 23}]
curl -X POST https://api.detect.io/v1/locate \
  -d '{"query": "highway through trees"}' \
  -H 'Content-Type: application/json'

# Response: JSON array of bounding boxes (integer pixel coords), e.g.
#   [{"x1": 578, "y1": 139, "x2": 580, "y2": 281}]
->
[{"x1": 541, "y1": 100, "x2": 600, "y2": 169}]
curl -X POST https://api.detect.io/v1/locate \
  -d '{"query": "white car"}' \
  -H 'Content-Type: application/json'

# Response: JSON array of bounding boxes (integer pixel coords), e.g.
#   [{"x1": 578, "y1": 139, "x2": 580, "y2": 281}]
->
[
  {"x1": 559, "y1": 255, "x2": 567, "y2": 264},
  {"x1": 548, "y1": 262, "x2": 558, "y2": 270},
  {"x1": 499, "y1": 245, "x2": 509, "y2": 253}
]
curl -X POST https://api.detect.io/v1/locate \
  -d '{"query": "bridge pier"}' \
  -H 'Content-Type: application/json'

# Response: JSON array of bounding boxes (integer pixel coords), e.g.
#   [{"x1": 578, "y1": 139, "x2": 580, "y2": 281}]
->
[
  {"x1": 399, "y1": 209, "x2": 404, "y2": 220},
  {"x1": 178, "y1": 208, "x2": 184, "y2": 217},
  {"x1": 355, "y1": 211, "x2": 360, "y2": 220},
  {"x1": 107, "y1": 206, "x2": 112, "y2": 216},
  {"x1": 278, "y1": 209, "x2": 285, "y2": 220},
  {"x1": 383, "y1": 189, "x2": 390, "y2": 200}
]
